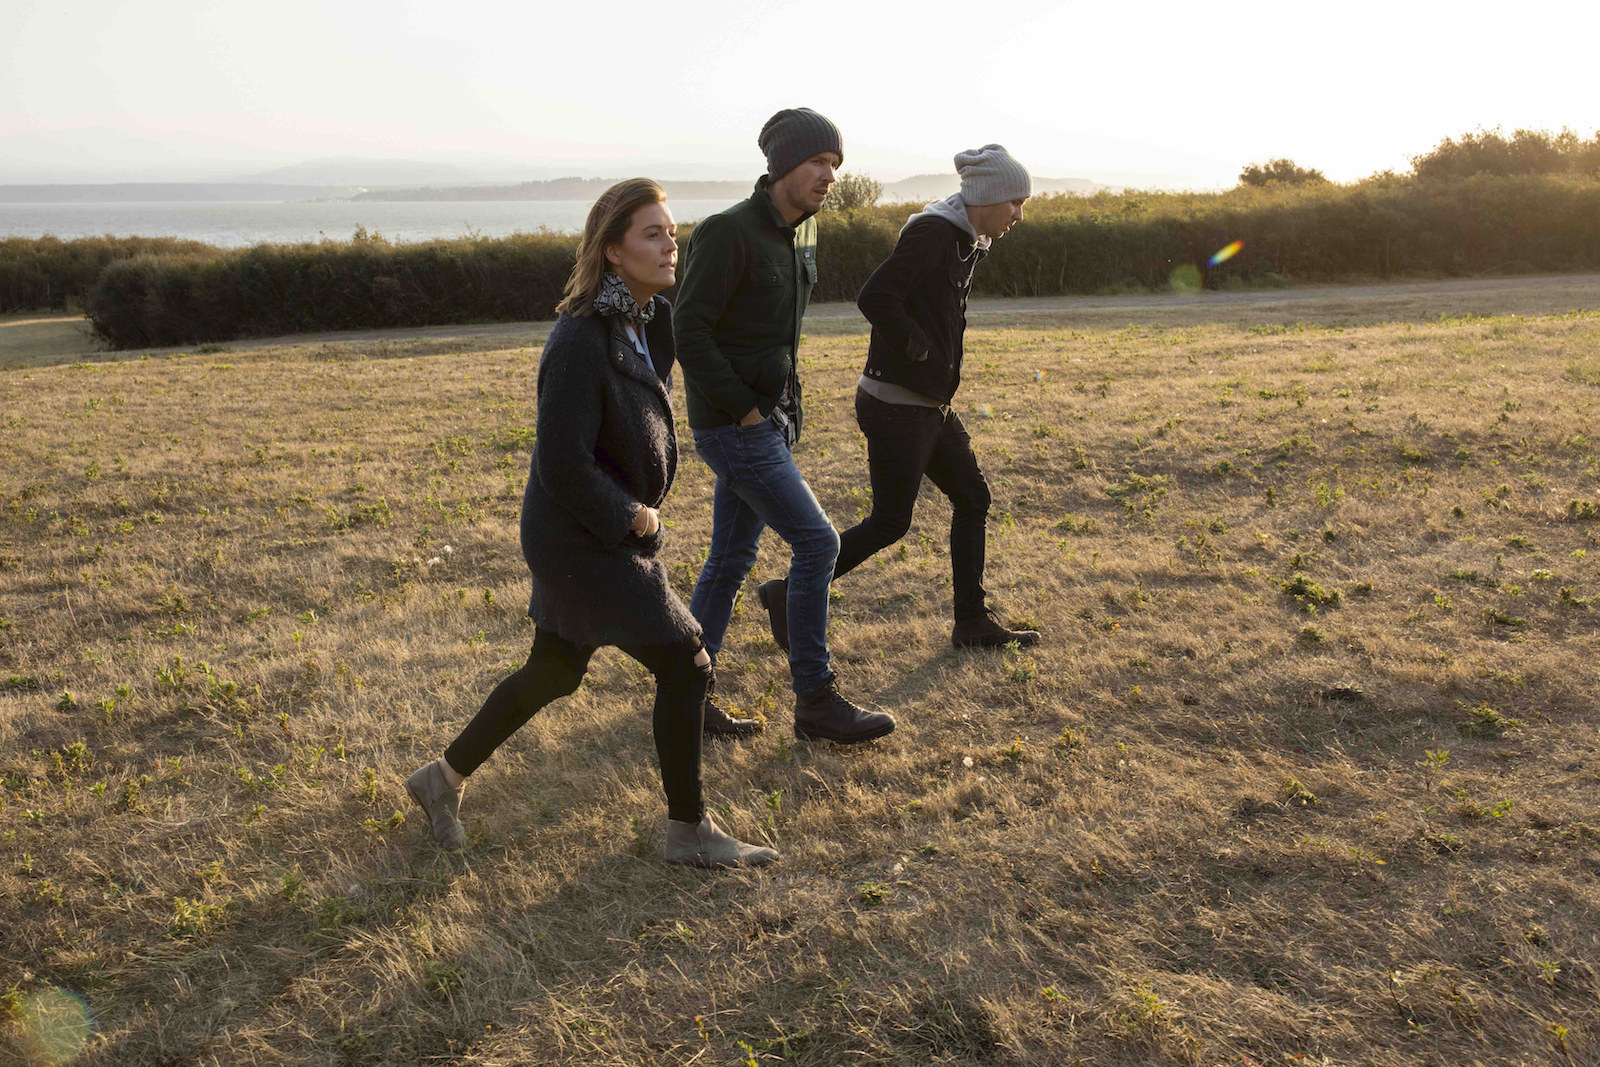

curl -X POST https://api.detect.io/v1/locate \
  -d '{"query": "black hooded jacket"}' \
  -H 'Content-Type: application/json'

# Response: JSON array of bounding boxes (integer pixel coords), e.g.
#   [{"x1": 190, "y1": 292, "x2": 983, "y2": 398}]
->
[{"x1": 856, "y1": 213, "x2": 987, "y2": 405}]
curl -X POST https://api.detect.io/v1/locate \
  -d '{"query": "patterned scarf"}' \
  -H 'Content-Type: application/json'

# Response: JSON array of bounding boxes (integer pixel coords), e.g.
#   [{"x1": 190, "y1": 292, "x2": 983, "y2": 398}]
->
[{"x1": 592, "y1": 271, "x2": 656, "y2": 332}]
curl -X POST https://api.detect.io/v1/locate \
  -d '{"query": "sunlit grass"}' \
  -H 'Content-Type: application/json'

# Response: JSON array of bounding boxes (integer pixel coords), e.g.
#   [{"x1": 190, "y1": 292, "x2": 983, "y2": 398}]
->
[{"x1": 2, "y1": 286, "x2": 1598, "y2": 1064}]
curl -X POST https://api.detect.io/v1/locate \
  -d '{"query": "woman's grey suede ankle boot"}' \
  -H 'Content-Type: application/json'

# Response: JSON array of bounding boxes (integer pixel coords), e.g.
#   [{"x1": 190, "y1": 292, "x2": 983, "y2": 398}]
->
[
  {"x1": 663, "y1": 812, "x2": 778, "y2": 868},
  {"x1": 405, "y1": 761, "x2": 467, "y2": 851}
]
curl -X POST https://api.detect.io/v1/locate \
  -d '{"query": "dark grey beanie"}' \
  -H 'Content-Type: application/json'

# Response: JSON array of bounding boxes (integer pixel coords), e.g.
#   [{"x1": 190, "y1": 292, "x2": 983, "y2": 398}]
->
[{"x1": 758, "y1": 108, "x2": 843, "y2": 180}]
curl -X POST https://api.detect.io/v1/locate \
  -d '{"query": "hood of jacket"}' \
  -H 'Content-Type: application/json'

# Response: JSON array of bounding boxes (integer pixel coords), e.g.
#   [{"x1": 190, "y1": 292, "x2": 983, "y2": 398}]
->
[{"x1": 902, "y1": 193, "x2": 992, "y2": 251}]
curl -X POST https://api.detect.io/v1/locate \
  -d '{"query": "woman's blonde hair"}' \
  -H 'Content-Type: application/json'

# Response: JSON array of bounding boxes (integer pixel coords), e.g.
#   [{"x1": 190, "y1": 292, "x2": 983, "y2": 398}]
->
[{"x1": 555, "y1": 178, "x2": 667, "y2": 317}]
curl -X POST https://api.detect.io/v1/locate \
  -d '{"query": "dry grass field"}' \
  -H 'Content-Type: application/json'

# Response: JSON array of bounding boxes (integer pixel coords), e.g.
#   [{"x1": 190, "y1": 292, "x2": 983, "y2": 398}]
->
[
  {"x1": 0, "y1": 316, "x2": 103, "y2": 370},
  {"x1": 3, "y1": 280, "x2": 1599, "y2": 1066}
]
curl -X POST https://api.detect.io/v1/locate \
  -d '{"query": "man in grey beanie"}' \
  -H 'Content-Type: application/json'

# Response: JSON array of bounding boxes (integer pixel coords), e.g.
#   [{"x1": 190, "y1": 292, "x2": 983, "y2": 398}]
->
[
  {"x1": 674, "y1": 108, "x2": 895, "y2": 745},
  {"x1": 754, "y1": 143, "x2": 1042, "y2": 651}
]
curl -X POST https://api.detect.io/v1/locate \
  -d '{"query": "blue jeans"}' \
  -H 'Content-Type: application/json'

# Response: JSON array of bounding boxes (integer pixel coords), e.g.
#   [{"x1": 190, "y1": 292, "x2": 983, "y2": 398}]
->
[{"x1": 690, "y1": 418, "x2": 839, "y2": 694}]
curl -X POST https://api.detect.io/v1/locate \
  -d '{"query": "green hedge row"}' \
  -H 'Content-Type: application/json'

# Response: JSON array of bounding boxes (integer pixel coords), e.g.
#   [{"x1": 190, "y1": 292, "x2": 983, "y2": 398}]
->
[
  {"x1": 0, "y1": 234, "x2": 219, "y2": 313},
  {"x1": 967, "y1": 174, "x2": 1600, "y2": 294},
  {"x1": 19, "y1": 173, "x2": 1600, "y2": 348},
  {"x1": 83, "y1": 231, "x2": 577, "y2": 349}
]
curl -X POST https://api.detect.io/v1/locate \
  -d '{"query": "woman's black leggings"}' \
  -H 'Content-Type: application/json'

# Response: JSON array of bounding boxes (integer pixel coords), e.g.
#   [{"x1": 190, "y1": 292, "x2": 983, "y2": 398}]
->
[{"x1": 443, "y1": 627, "x2": 710, "y2": 824}]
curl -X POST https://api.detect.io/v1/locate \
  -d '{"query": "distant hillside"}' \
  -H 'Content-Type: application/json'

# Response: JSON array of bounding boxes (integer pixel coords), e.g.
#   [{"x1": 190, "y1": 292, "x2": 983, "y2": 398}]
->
[
  {"x1": 0, "y1": 183, "x2": 360, "y2": 203},
  {"x1": 232, "y1": 157, "x2": 486, "y2": 187},
  {"x1": 883, "y1": 173, "x2": 1103, "y2": 201},
  {"x1": 352, "y1": 174, "x2": 1103, "y2": 203},
  {"x1": 349, "y1": 177, "x2": 749, "y2": 202},
  {"x1": 0, "y1": 172, "x2": 1106, "y2": 206},
  {"x1": 0, "y1": 126, "x2": 289, "y2": 183}
]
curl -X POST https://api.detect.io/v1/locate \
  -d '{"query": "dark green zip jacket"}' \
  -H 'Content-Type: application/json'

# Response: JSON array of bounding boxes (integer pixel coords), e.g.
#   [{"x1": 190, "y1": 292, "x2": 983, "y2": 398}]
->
[{"x1": 673, "y1": 177, "x2": 818, "y2": 438}]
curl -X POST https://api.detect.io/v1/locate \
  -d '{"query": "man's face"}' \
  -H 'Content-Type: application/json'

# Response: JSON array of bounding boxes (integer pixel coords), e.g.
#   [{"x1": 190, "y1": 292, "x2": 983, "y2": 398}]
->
[
  {"x1": 775, "y1": 152, "x2": 841, "y2": 217},
  {"x1": 969, "y1": 198, "x2": 1027, "y2": 239}
]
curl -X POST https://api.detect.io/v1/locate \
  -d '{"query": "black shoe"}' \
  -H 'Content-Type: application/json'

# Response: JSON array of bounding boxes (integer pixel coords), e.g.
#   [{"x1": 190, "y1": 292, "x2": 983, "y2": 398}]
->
[
  {"x1": 756, "y1": 578, "x2": 789, "y2": 652},
  {"x1": 794, "y1": 679, "x2": 895, "y2": 744},
  {"x1": 952, "y1": 609, "x2": 1041, "y2": 649},
  {"x1": 702, "y1": 675, "x2": 763, "y2": 740}
]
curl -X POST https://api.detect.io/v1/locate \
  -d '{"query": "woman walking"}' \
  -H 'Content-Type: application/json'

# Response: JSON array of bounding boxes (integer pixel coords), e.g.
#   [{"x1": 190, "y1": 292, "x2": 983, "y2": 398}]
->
[{"x1": 405, "y1": 178, "x2": 776, "y2": 868}]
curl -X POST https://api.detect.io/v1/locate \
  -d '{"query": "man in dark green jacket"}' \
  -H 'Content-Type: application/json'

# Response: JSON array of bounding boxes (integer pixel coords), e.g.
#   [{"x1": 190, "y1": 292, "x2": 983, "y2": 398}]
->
[{"x1": 675, "y1": 107, "x2": 894, "y2": 746}]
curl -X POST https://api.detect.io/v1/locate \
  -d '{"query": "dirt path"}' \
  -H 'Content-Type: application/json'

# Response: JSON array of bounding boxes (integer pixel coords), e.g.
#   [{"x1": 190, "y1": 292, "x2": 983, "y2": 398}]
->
[
  {"x1": 935, "y1": 272, "x2": 1600, "y2": 331},
  {"x1": 6, "y1": 272, "x2": 1600, "y2": 367}
]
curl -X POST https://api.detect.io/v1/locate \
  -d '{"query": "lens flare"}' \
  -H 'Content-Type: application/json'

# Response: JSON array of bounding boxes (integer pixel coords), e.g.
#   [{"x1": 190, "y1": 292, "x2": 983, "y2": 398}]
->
[
  {"x1": 17, "y1": 987, "x2": 92, "y2": 1066},
  {"x1": 1168, "y1": 264, "x2": 1202, "y2": 294},
  {"x1": 1208, "y1": 240, "x2": 1244, "y2": 266}
]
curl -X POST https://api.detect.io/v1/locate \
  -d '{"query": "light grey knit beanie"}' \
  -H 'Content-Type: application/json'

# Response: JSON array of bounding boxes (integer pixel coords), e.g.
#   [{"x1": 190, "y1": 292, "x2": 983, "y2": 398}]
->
[
  {"x1": 758, "y1": 108, "x2": 844, "y2": 180},
  {"x1": 956, "y1": 144, "x2": 1031, "y2": 205}
]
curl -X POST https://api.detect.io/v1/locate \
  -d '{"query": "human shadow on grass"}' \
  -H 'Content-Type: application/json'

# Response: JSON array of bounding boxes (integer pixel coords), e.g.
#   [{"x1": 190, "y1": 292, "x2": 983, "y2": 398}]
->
[{"x1": 57, "y1": 650, "x2": 965, "y2": 1064}]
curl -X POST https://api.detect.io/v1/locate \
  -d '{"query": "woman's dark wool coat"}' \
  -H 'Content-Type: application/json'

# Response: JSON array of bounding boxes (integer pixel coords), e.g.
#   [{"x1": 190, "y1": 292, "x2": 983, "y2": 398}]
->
[{"x1": 520, "y1": 297, "x2": 700, "y2": 648}]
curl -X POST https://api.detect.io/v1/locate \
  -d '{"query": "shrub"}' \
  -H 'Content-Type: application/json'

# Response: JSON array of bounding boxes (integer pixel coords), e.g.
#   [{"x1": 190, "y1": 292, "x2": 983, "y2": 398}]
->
[
  {"x1": 1239, "y1": 159, "x2": 1328, "y2": 186},
  {"x1": 813, "y1": 210, "x2": 900, "y2": 302},
  {"x1": 821, "y1": 172, "x2": 883, "y2": 213},
  {"x1": 0, "y1": 234, "x2": 219, "y2": 312},
  {"x1": 1412, "y1": 127, "x2": 1600, "y2": 182},
  {"x1": 77, "y1": 172, "x2": 1600, "y2": 347},
  {"x1": 87, "y1": 230, "x2": 579, "y2": 347},
  {"x1": 970, "y1": 175, "x2": 1600, "y2": 293}
]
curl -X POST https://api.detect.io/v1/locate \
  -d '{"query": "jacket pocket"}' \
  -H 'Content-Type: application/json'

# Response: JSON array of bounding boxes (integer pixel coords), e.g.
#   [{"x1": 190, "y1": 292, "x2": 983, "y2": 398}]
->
[
  {"x1": 906, "y1": 322, "x2": 931, "y2": 363},
  {"x1": 746, "y1": 345, "x2": 792, "y2": 401},
  {"x1": 624, "y1": 526, "x2": 666, "y2": 556},
  {"x1": 750, "y1": 263, "x2": 785, "y2": 287}
]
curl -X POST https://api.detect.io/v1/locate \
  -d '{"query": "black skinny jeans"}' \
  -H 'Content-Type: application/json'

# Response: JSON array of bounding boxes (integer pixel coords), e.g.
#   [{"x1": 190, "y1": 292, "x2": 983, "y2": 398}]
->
[
  {"x1": 443, "y1": 627, "x2": 709, "y2": 824},
  {"x1": 833, "y1": 388, "x2": 992, "y2": 621}
]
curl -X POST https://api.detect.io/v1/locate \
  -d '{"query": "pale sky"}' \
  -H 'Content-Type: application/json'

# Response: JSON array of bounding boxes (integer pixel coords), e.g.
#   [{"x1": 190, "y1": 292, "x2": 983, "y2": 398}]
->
[{"x1": 4, "y1": 0, "x2": 1598, "y2": 188}]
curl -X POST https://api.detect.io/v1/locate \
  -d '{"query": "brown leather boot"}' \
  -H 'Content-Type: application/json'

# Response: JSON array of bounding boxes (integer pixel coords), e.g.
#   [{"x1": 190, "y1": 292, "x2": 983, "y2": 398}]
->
[
  {"x1": 701, "y1": 672, "x2": 762, "y2": 740},
  {"x1": 756, "y1": 577, "x2": 789, "y2": 651},
  {"x1": 952, "y1": 609, "x2": 1041, "y2": 649},
  {"x1": 794, "y1": 679, "x2": 895, "y2": 744}
]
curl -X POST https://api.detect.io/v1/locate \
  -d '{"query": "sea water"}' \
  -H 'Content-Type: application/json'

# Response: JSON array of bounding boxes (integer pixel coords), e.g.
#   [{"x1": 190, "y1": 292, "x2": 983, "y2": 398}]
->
[{"x1": 0, "y1": 199, "x2": 742, "y2": 247}]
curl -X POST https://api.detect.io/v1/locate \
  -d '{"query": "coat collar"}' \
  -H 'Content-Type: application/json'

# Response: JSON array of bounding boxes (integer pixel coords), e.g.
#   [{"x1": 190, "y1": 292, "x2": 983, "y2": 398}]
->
[
  {"x1": 751, "y1": 175, "x2": 816, "y2": 232},
  {"x1": 603, "y1": 312, "x2": 671, "y2": 403}
]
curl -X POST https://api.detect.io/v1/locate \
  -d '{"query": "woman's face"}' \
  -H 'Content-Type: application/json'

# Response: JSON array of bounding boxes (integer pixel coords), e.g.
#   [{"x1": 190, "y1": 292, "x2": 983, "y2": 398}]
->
[{"x1": 605, "y1": 201, "x2": 677, "y2": 299}]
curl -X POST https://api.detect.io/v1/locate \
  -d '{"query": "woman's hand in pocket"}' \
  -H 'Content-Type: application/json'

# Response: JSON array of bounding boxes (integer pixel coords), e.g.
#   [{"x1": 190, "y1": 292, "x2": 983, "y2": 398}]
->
[{"x1": 630, "y1": 504, "x2": 661, "y2": 537}]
